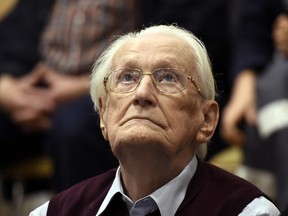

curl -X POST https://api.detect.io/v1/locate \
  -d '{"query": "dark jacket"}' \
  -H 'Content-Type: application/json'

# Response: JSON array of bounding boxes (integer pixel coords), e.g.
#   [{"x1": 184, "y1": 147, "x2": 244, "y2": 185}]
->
[{"x1": 47, "y1": 160, "x2": 266, "y2": 216}]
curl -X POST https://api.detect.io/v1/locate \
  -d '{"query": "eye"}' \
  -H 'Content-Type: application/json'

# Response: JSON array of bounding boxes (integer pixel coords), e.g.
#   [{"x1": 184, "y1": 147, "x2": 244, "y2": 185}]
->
[
  {"x1": 154, "y1": 69, "x2": 178, "y2": 83},
  {"x1": 162, "y1": 73, "x2": 175, "y2": 82},
  {"x1": 116, "y1": 69, "x2": 140, "y2": 84}
]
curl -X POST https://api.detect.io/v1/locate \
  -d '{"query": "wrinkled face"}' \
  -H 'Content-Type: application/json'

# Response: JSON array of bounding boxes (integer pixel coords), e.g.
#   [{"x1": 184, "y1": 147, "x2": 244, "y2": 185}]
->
[{"x1": 99, "y1": 33, "x2": 217, "y2": 164}]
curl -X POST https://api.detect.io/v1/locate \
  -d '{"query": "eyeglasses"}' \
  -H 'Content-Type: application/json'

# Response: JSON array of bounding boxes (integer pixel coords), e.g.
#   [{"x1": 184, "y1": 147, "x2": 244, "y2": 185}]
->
[{"x1": 103, "y1": 68, "x2": 201, "y2": 95}]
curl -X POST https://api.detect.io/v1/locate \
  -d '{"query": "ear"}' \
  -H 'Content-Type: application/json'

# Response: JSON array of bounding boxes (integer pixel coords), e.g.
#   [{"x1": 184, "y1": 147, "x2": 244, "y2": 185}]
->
[
  {"x1": 196, "y1": 100, "x2": 219, "y2": 143},
  {"x1": 98, "y1": 96, "x2": 108, "y2": 140}
]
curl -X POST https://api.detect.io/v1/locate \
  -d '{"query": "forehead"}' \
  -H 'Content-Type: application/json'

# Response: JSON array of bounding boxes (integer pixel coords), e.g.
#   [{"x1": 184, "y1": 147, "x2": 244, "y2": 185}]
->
[{"x1": 112, "y1": 33, "x2": 195, "y2": 71}]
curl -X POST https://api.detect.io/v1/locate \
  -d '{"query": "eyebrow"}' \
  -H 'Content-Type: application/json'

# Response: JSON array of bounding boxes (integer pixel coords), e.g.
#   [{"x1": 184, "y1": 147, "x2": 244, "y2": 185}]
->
[{"x1": 115, "y1": 58, "x2": 183, "y2": 71}]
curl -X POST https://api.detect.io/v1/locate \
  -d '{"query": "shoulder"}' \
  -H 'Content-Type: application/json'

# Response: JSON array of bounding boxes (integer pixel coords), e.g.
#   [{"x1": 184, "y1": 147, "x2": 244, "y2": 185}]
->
[
  {"x1": 56, "y1": 168, "x2": 116, "y2": 196},
  {"x1": 199, "y1": 160, "x2": 272, "y2": 206},
  {"x1": 199, "y1": 160, "x2": 263, "y2": 193},
  {"x1": 196, "y1": 161, "x2": 267, "y2": 208},
  {"x1": 177, "y1": 160, "x2": 273, "y2": 215},
  {"x1": 47, "y1": 169, "x2": 117, "y2": 216},
  {"x1": 181, "y1": 160, "x2": 273, "y2": 214}
]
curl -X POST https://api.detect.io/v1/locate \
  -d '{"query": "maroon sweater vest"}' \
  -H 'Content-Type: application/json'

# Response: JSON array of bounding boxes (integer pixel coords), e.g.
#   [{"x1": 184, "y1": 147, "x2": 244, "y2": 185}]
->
[{"x1": 47, "y1": 160, "x2": 267, "y2": 216}]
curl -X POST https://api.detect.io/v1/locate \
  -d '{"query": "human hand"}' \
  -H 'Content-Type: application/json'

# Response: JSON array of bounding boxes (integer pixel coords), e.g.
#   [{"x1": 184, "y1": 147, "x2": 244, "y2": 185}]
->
[
  {"x1": 42, "y1": 66, "x2": 90, "y2": 106},
  {"x1": 0, "y1": 71, "x2": 55, "y2": 132},
  {"x1": 273, "y1": 14, "x2": 288, "y2": 57},
  {"x1": 220, "y1": 70, "x2": 257, "y2": 146}
]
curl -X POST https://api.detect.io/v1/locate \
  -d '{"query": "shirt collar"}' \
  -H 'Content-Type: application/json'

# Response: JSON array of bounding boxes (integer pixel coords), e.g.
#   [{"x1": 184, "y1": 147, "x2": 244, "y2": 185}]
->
[{"x1": 96, "y1": 155, "x2": 197, "y2": 216}]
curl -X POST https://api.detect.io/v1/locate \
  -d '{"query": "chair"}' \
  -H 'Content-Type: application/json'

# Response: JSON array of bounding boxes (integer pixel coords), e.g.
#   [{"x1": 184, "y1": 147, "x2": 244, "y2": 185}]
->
[
  {"x1": 209, "y1": 146, "x2": 243, "y2": 173},
  {"x1": 0, "y1": 156, "x2": 53, "y2": 216}
]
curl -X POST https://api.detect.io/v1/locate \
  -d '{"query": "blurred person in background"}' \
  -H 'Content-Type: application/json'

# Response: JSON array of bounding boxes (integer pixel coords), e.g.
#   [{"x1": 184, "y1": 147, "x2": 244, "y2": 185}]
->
[
  {"x1": 221, "y1": 0, "x2": 288, "y2": 213},
  {"x1": 0, "y1": 0, "x2": 137, "y2": 192}
]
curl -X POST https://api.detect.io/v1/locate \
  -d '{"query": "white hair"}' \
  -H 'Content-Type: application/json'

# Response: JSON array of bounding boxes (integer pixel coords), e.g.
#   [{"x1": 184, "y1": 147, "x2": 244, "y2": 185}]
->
[{"x1": 90, "y1": 24, "x2": 217, "y2": 160}]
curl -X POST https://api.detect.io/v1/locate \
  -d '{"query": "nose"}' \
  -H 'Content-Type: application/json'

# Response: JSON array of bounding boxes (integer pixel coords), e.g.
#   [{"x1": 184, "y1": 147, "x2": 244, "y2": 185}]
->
[{"x1": 133, "y1": 75, "x2": 157, "y2": 107}]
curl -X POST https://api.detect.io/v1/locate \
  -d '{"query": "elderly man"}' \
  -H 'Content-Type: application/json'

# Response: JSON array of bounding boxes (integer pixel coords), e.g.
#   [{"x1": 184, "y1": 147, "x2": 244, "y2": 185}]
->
[{"x1": 30, "y1": 25, "x2": 280, "y2": 216}]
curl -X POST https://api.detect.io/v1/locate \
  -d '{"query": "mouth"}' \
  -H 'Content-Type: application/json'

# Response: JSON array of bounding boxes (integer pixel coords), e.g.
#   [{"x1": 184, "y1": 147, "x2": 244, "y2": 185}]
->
[{"x1": 120, "y1": 116, "x2": 165, "y2": 129}]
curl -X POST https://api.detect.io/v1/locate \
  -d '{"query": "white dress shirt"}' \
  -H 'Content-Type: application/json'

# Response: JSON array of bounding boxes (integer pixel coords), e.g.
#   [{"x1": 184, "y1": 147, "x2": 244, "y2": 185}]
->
[{"x1": 30, "y1": 155, "x2": 280, "y2": 216}]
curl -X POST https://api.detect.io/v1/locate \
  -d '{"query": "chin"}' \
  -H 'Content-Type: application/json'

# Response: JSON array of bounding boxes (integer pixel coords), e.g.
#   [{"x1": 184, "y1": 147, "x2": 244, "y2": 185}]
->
[
  {"x1": 112, "y1": 129, "x2": 166, "y2": 153},
  {"x1": 122, "y1": 125, "x2": 163, "y2": 141}
]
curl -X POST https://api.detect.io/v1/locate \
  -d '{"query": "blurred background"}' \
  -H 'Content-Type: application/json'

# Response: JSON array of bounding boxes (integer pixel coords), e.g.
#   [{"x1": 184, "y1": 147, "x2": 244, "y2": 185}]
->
[{"x1": 0, "y1": 0, "x2": 287, "y2": 215}]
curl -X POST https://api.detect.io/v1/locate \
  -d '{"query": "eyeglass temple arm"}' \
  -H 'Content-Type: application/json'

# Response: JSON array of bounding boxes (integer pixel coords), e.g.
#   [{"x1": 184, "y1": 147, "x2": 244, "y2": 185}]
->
[
  {"x1": 188, "y1": 76, "x2": 201, "y2": 95},
  {"x1": 103, "y1": 76, "x2": 109, "y2": 92}
]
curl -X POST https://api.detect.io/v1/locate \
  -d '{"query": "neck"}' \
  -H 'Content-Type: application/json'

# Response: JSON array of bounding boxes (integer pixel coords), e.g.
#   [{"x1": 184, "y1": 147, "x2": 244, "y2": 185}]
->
[{"x1": 118, "y1": 149, "x2": 192, "y2": 201}]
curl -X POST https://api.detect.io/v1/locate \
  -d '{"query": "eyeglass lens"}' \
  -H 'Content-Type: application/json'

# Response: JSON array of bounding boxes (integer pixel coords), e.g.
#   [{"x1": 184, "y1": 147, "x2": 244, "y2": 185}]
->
[{"x1": 109, "y1": 68, "x2": 188, "y2": 94}]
